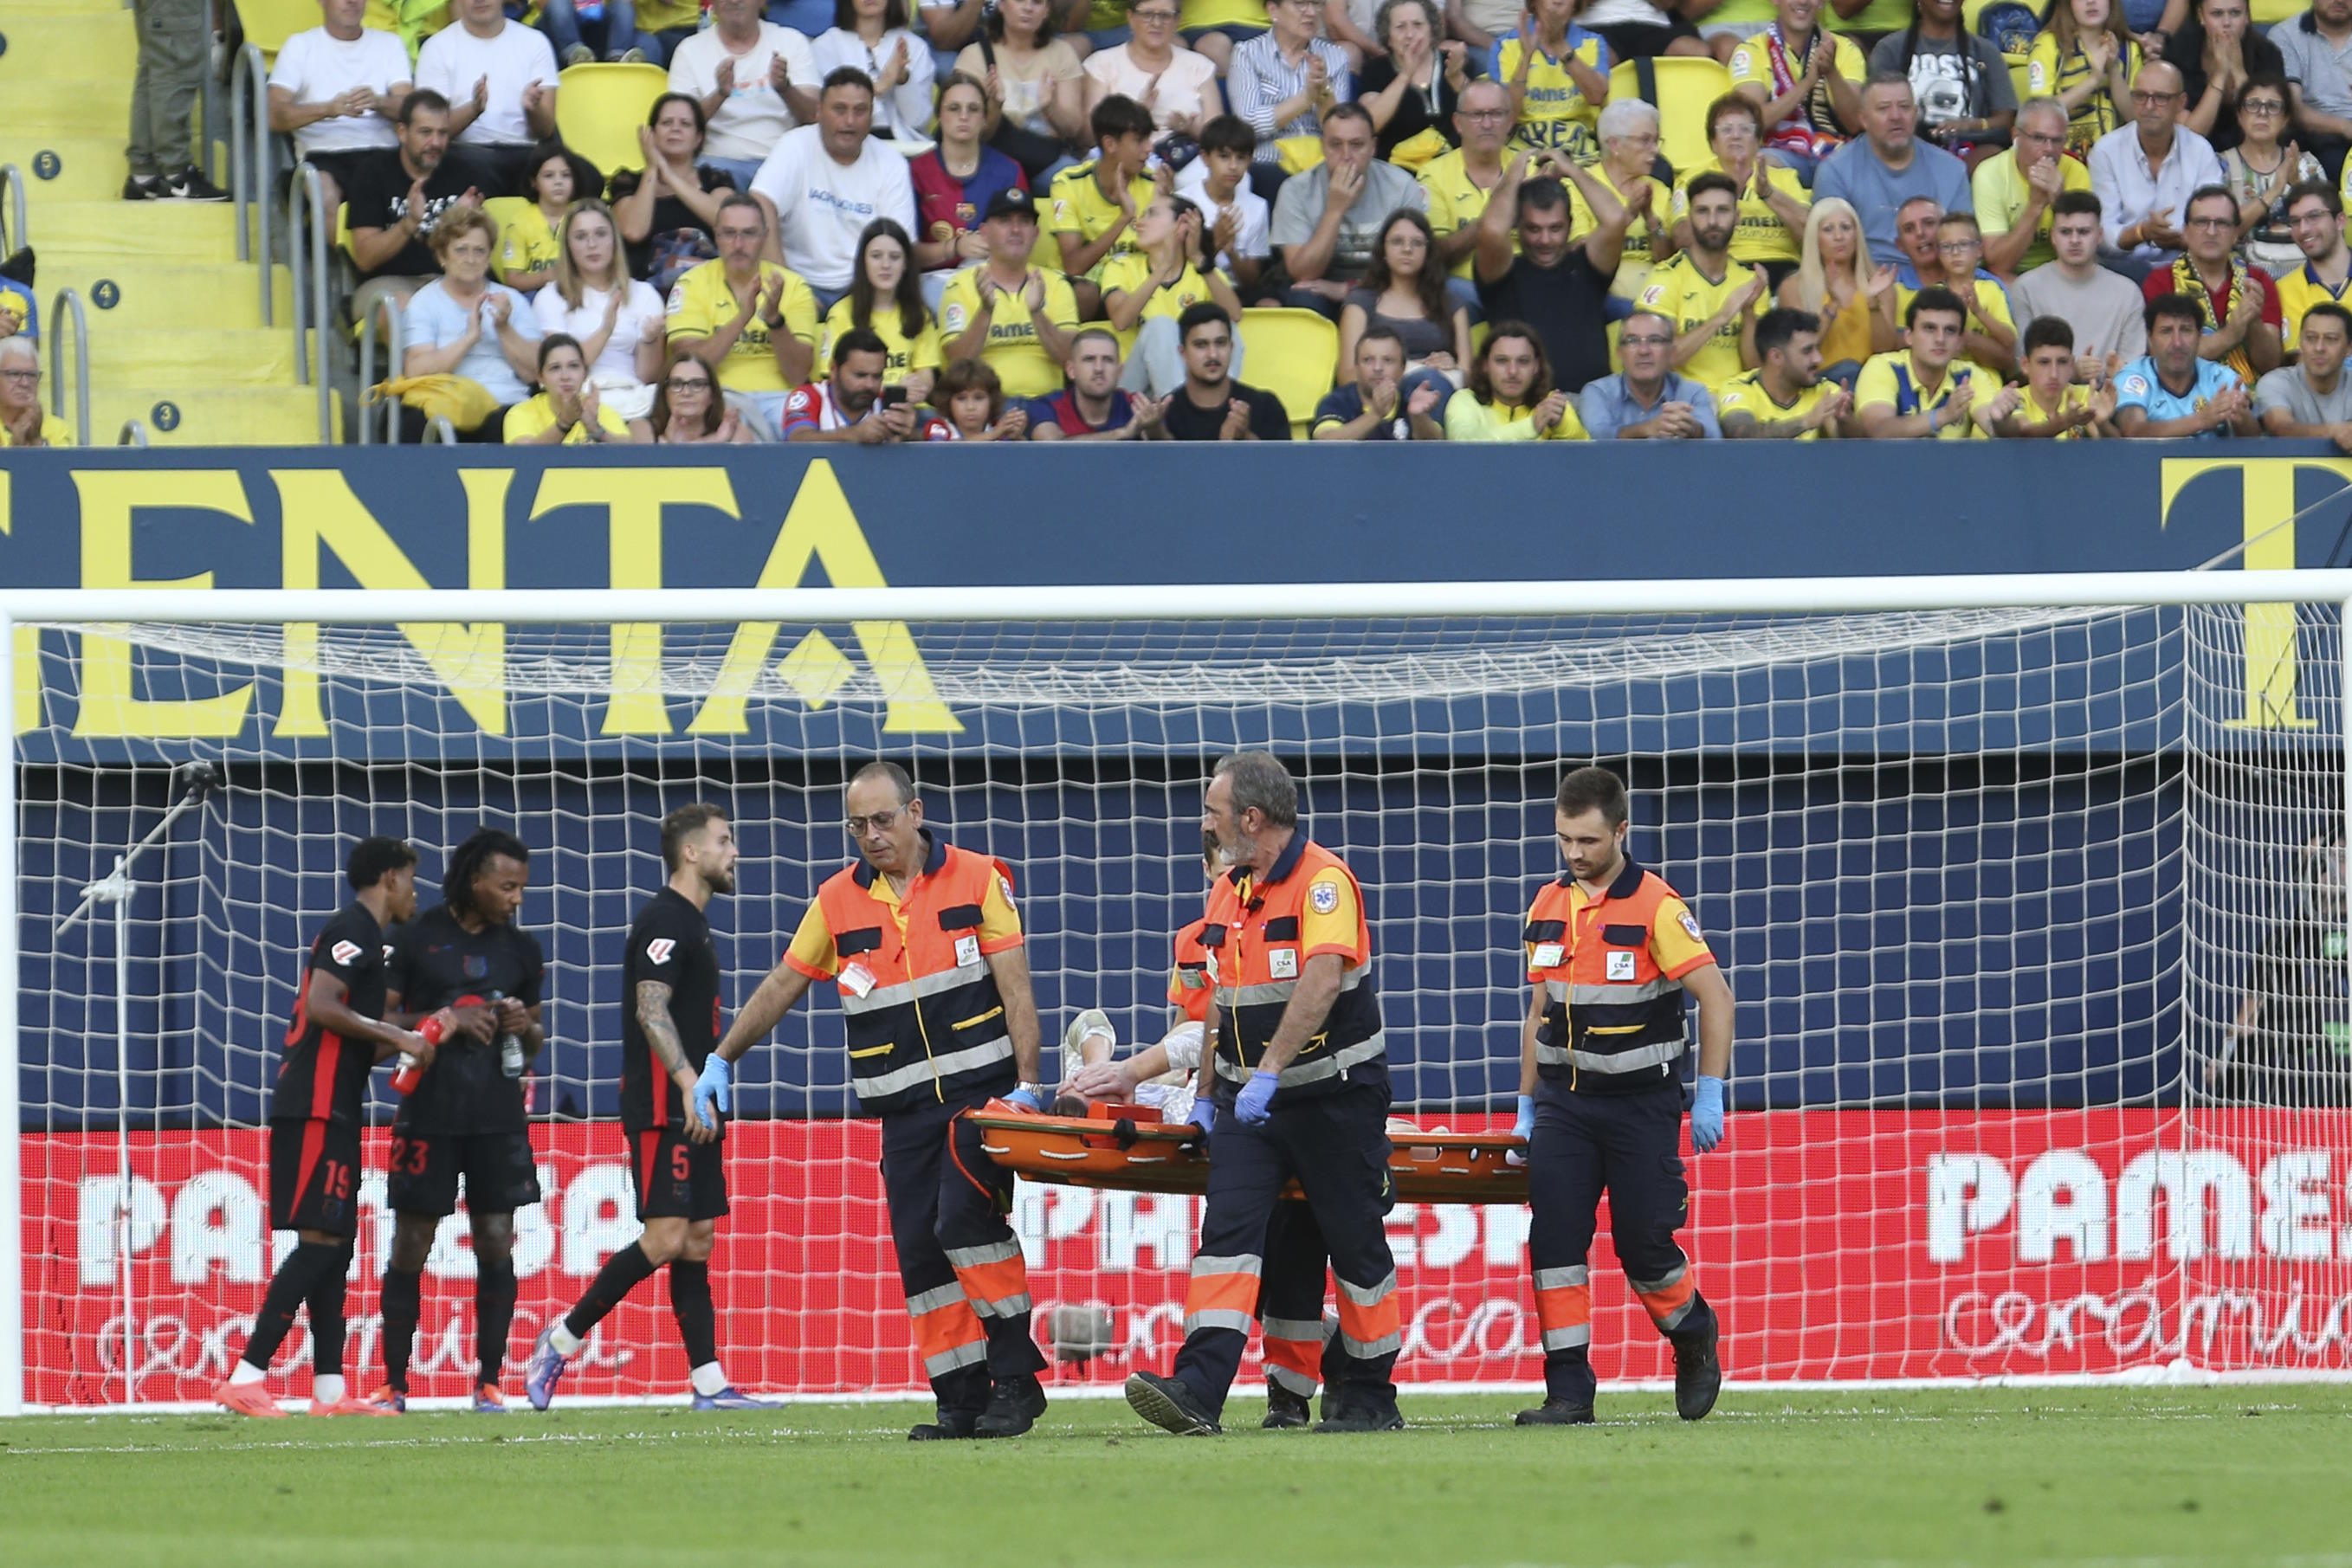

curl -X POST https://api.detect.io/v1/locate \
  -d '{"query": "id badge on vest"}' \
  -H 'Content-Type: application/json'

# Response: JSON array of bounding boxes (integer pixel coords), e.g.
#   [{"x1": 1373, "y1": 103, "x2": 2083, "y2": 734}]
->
[
  {"x1": 1531, "y1": 942, "x2": 1565, "y2": 969},
  {"x1": 1606, "y1": 950, "x2": 1638, "y2": 981},
  {"x1": 839, "y1": 961, "x2": 876, "y2": 997},
  {"x1": 1269, "y1": 947, "x2": 1298, "y2": 980}
]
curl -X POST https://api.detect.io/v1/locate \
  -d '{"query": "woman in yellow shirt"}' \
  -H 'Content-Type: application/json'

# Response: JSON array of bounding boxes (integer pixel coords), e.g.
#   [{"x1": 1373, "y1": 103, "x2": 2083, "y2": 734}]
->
[
  {"x1": 504, "y1": 335, "x2": 641, "y2": 443},
  {"x1": 2027, "y1": 0, "x2": 2143, "y2": 159},
  {"x1": 1780, "y1": 196, "x2": 1896, "y2": 384},
  {"x1": 818, "y1": 218, "x2": 944, "y2": 404},
  {"x1": 1672, "y1": 94, "x2": 1812, "y2": 285},
  {"x1": 1495, "y1": 0, "x2": 1612, "y2": 162},
  {"x1": 497, "y1": 143, "x2": 583, "y2": 295}
]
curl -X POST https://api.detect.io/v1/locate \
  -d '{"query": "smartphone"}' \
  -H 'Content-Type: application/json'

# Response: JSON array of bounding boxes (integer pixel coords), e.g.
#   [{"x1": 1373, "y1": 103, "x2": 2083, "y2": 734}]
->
[{"x1": 881, "y1": 387, "x2": 909, "y2": 410}]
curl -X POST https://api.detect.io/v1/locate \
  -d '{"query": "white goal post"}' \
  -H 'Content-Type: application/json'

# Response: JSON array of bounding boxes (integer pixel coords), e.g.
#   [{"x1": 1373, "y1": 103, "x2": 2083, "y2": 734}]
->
[{"x1": 6, "y1": 571, "x2": 2352, "y2": 1416}]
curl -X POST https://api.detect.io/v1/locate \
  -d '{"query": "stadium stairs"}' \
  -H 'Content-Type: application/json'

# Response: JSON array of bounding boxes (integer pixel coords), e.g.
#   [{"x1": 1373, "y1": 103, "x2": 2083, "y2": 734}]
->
[{"x1": 0, "y1": 0, "x2": 327, "y2": 444}]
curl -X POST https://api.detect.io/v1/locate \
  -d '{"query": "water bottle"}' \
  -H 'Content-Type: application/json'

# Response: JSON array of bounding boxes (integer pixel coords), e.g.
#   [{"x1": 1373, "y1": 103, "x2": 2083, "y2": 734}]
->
[
  {"x1": 492, "y1": 990, "x2": 527, "y2": 1080},
  {"x1": 391, "y1": 1012, "x2": 447, "y2": 1096}
]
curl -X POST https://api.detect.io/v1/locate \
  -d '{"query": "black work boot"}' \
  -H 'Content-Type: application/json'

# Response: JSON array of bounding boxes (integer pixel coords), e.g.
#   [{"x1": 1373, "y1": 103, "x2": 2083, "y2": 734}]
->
[
  {"x1": 1514, "y1": 1397, "x2": 1596, "y2": 1426},
  {"x1": 973, "y1": 1373, "x2": 1047, "y2": 1438},
  {"x1": 1124, "y1": 1370, "x2": 1221, "y2": 1436},
  {"x1": 1315, "y1": 1386, "x2": 1404, "y2": 1432},
  {"x1": 1671, "y1": 1321, "x2": 1722, "y2": 1422},
  {"x1": 908, "y1": 1406, "x2": 979, "y2": 1440},
  {"x1": 1262, "y1": 1384, "x2": 1312, "y2": 1429}
]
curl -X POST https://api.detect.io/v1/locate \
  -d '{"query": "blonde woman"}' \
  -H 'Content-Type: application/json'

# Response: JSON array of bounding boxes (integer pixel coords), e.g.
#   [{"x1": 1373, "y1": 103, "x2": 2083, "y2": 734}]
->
[
  {"x1": 529, "y1": 198, "x2": 667, "y2": 434},
  {"x1": 1780, "y1": 196, "x2": 1896, "y2": 386}
]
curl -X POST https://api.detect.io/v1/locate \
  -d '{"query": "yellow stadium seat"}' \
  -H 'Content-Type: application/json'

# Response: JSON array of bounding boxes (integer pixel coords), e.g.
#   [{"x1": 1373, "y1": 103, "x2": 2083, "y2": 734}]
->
[
  {"x1": 556, "y1": 62, "x2": 671, "y2": 179},
  {"x1": 1608, "y1": 57, "x2": 1734, "y2": 178},
  {"x1": 237, "y1": 0, "x2": 326, "y2": 57},
  {"x1": 2008, "y1": 56, "x2": 2032, "y2": 106},
  {"x1": 1236, "y1": 307, "x2": 1340, "y2": 433}
]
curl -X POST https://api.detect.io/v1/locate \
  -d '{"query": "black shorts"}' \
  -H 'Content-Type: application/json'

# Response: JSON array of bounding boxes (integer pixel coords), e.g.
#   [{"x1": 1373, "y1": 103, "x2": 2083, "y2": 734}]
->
[
  {"x1": 384, "y1": 1128, "x2": 544, "y2": 1217},
  {"x1": 1592, "y1": 16, "x2": 1699, "y2": 59},
  {"x1": 269, "y1": 1117, "x2": 364, "y2": 1236},
  {"x1": 628, "y1": 1126, "x2": 730, "y2": 1222}
]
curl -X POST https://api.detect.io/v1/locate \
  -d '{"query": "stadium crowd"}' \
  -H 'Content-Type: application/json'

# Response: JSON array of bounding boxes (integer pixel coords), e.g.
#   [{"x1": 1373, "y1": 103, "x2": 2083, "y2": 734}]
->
[{"x1": 20, "y1": 0, "x2": 2352, "y2": 446}]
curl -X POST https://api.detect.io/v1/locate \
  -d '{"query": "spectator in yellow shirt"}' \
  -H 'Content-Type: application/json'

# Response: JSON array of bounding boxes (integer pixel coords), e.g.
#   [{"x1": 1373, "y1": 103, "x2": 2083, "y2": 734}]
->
[
  {"x1": 1854, "y1": 284, "x2": 1987, "y2": 436},
  {"x1": 2026, "y1": 0, "x2": 2142, "y2": 160},
  {"x1": 1671, "y1": 94, "x2": 1811, "y2": 288},
  {"x1": 1493, "y1": 0, "x2": 1612, "y2": 162},
  {"x1": 939, "y1": 187, "x2": 1082, "y2": 397},
  {"x1": 665, "y1": 191, "x2": 823, "y2": 438},
  {"x1": 1420, "y1": 77, "x2": 1515, "y2": 298},
  {"x1": 818, "y1": 216, "x2": 942, "y2": 403},
  {"x1": 504, "y1": 334, "x2": 642, "y2": 442},
  {"x1": 1102, "y1": 196, "x2": 1246, "y2": 395},
  {"x1": 1972, "y1": 315, "x2": 2118, "y2": 436},
  {"x1": 0, "y1": 339, "x2": 71, "y2": 446},
  {"x1": 1444, "y1": 319, "x2": 1589, "y2": 437},
  {"x1": 1974, "y1": 97, "x2": 2088, "y2": 277},
  {"x1": 496, "y1": 142, "x2": 582, "y2": 294},
  {"x1": 1638, "y1": 171, "x2": 1767, "y2": 390},
  {"x1": 1050, "y1": 94, "x2": 1161, "y2": 308}
]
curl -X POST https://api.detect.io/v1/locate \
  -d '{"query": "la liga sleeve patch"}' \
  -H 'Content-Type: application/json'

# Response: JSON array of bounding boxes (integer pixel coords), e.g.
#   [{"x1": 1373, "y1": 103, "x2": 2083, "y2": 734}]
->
[
  {"x1": 330, "y1": 940, "x2": 363, "y2": 966},
  {"x1": 647, "y1": 938, "x2": 676, "y2": 965}
]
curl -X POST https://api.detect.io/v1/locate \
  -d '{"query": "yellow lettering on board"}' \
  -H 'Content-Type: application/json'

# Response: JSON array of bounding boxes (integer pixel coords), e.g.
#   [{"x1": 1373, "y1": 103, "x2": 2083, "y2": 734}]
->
[
  {"x1": 70, "y1": 469, "x2": 256, "y2": 738},
  {"x1": 2160, "y1": 456, "x2": 2352, "y2": 729},
  {"x1": 687, "y1": 460, "x2": 960, "y2": 735},
  {"x1": 270, "y1": 468, "x2": 511, "y2": 737},
  {"x1": 527, "y1": 468, "x2": 740, "y2": 736}
]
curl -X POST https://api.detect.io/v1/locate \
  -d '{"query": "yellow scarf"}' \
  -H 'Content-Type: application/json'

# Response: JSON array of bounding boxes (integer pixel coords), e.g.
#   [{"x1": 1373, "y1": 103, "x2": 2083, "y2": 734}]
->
[{"x1": 2170, "y1": 254, "x2": 2255, "y2": 384}]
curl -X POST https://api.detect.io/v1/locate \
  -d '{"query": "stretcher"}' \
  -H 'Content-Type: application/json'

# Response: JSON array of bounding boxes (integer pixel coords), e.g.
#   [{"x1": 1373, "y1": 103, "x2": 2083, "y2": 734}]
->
[{"x1": 968, "y1": 1102, "x2": 1530, "y2": 1203}]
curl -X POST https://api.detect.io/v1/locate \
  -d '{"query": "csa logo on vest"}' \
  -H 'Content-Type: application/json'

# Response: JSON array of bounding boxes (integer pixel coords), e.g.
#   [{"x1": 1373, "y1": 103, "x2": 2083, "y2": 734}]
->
[{"x1": 1310, "y1": 880, "x2": 1340, "y2": 914}]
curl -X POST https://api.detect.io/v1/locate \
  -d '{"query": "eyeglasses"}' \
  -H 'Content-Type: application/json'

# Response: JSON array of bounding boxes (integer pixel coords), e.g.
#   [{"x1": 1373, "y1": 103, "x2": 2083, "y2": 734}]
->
[
  {"x1": 845, "y1": 807, "x2": 904, "y2": 836},
  {"x1": 1619, "y1": 334, "x2": 1671, "y2": 347},
  {"x1": 2187, "y1": 214, "x2": 2237, "y2": 229},
  {"x1": 666, "y1": 377, "x2": 713, "y2": 391},
  {"x1": 0, "y1": 368, "x2": 39, "y2": 384},
  {"x1": 2130, "y1": 90, "x2": 2182, "y2": 105},
  {"x1": 1130, "y1": 7, "x2": 1178, "y2": 19},
  {"x1": 1935, "y1": 238, "x2": 1981, "y2": 253},
  {"x1": 2242, "y1": 100, "x2": 2287, "y2": 115},
  {"x1": 1459, "y1": 107, "x2": 1511, "y2": 121}
]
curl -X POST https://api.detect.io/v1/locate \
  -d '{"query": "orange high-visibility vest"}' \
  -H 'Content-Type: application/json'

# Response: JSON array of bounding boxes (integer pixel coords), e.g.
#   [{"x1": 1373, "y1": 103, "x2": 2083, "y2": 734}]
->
[
  {"x1": 1525, "y1": 857, "x2": 1706, "y2": 1094},
  {"x1": 813, "y1": 836, "x2": 1018, "y2": 1115},
  {"x1": 1168, "y1": 915, "x2": 1213, "y2": 1025},
  {"x1": 1199, "y1": 834, "x2": 1384, "y2": 1098}
]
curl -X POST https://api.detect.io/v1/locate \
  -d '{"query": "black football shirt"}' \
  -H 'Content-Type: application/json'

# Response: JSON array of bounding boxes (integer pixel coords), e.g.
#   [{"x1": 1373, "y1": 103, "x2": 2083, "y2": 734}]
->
[
  {"x1": 386, "y1": 903, "x2": 546, "y2": 1135},
  {"x1": 271, "y1": 901, "x2": 391, "y2": 1126},
  {"x1": 620, "y1": 887, "x2": 723, "y2": 1133}
]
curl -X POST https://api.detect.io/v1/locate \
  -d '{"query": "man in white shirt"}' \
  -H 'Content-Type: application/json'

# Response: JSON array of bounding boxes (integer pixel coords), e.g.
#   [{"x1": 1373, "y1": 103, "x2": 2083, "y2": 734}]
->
[
  {"x1": 669, "y1": 0, "x2": 823, "y2": 190},
  {"x1": 750, "y1": 68, "x2": 919, "y2": 306},
  {"x1": 2087, "y1": 61, "x2": 2225, "y2": 283},
  {"x1": 267, "y1": 0, "x2": 414, "y2": 219},
  {"x1": 415, "y1": 0, "x2": 560, "y2": 197}
]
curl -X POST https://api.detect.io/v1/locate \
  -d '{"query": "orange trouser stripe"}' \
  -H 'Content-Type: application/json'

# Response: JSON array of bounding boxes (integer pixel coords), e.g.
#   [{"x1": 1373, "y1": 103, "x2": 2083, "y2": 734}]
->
[
  {"x1": 1334, "y1": 1292, "x2": 1400, "y2": 1355},
  {"x1": 1185, "y1": 1267, "x2": 1263, "y2": 1320},
  {"x1": 950, "y1": 1255, "x2": 1032, "y2": 1316},
  {"x1": 909, "y1": 1296, "x2": 985, "y2": 1365},
  {"x1": 1636, "y1": 1274, "x2": 1696, "y2": 1324},
  {"x1": 1534, "y1": 1282, "x2": 1592, "y2": 1334}
]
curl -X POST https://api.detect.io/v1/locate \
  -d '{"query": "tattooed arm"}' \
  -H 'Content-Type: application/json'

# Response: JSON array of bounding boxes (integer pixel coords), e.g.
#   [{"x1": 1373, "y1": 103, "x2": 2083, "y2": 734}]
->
[{"x1": 639, "y1": 978, "x2": 715, "y2": 1141}]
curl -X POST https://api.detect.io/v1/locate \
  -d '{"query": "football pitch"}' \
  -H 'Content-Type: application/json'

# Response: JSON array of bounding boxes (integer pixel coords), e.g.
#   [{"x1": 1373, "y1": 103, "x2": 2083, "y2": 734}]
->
[{"x1": 4, "y1": 1386, "x2": 2349, "y2": 1568}]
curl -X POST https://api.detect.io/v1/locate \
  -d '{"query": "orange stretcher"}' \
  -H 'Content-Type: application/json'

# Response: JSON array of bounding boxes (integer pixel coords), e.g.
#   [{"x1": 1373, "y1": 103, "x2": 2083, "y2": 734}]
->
[{"x1": 968, "y1": 1102, "x2": 1529, "y2": 1203}]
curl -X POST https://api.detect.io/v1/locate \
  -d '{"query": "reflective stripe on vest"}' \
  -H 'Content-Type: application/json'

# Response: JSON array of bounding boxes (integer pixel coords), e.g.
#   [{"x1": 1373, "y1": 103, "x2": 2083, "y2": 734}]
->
[
  {"x1": 1526, "y1": 863, "x2": 1692, "y2": 1084},
  {"x1": 814, "y1": 836, "x2": 1019, "y2": 1115},
  {"x1": 1199, "y1": 836, "x2": 1385, "y2": 1093}
]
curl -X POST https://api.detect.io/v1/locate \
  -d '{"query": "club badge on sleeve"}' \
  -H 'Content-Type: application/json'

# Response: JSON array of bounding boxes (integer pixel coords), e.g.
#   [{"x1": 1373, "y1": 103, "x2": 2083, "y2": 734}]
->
[{"x1": 1310, "y1": 879, "x2": 1341, "y2": 914}]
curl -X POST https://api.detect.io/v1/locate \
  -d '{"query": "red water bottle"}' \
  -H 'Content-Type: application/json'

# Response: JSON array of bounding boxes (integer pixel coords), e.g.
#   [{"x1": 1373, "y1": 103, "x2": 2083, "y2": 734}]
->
[{"x1": 391, "y1": 1012, "x2": 447, "y2": 1096}]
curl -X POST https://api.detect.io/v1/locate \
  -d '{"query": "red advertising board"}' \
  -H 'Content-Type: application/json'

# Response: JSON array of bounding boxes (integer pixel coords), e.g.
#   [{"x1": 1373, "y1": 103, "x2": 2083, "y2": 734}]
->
[{"x1": 20, "y1": 1110, "x2": 2352, "y2": 1406}]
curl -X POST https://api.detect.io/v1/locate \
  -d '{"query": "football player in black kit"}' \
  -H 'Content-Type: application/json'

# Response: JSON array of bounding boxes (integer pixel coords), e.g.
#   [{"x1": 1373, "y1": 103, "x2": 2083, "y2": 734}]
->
[
  {"x1": 217, "y1": 836, "x2": 436, "y2": 1418},
  {"x1": 527, "y1": 803, "x2": 772, "y2": 1410},
  {"x1": 366, "y1": 828, "x2": 548, "y2": 1413}
]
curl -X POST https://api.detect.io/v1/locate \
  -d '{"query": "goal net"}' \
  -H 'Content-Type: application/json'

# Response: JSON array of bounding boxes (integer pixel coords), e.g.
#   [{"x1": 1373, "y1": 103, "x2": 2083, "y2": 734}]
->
[{"x1": 7, "y1": 590, "x2": 2350, "y2": 1412}]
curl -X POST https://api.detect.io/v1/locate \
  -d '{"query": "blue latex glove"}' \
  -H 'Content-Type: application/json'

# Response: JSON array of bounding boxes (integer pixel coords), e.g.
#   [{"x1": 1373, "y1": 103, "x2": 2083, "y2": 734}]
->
[
  {"x1": 693, "y1": 1055, "x2": 732, "y2": 1123},
  {"x1": 1190, "y1": 1095, "x2": 1216, "y2": 1139},
  {"x1": 1234, "y1": 1070, "x2": 1279, "y2": 1126},
  {"x1": 1690, "y1": 1075, "x2": 1727, "y2": 1153},
  {"x1": 1003, "y1": 1085, "x2": 1050, "y2": 1113},
  {"x1": 1506, "y1": 1094, "x2": 1535, "y2": 1166}
]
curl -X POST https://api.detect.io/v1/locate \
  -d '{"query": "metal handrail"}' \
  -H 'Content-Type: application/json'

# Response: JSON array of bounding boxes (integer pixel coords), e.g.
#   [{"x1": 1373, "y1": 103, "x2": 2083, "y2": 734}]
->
[
  {"x1": 229, "y1": 42, "x2": 275, "y2": 322},
  {"x1": 427, "y1": 415, "x2": 458, "y2": 444},
  {"x1": 357, "y1": 292, "x2": 406, "y2": 444},
  {"x1": 0, "y1": 163, "x2": 26, "y2": 255},
  {"x1": 47, "y1": 288, "x2": 90, "y2": 447},
  {"x1": 287, "y1": 162, "x2": 333, "y2": 442},
  {"x1": 117, "y1": 420, "x2": 149, "y2": 447}
]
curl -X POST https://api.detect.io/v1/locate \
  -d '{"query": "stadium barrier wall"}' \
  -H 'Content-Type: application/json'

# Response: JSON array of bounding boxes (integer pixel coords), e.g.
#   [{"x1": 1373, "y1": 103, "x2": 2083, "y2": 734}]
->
[{"x1": 21, "y1": 1110, "x2": 2352, "y2": 1406}]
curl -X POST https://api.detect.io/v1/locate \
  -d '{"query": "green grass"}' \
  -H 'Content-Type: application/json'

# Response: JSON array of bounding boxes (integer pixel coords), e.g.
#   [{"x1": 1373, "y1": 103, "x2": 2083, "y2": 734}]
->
[{"x1": 4, "y1": 1387, "x2": 2349, "y2": 1567}]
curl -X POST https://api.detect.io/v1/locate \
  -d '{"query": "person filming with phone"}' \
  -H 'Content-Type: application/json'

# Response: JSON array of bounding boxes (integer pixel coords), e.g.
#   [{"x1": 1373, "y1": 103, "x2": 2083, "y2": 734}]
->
[{"x1": 781, "y1": 326, "x2": 921, "y2": 441}]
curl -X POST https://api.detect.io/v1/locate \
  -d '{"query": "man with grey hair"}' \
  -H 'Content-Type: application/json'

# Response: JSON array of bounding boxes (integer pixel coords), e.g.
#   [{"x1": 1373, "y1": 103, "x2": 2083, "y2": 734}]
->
[
  {"x1": 1974, "y1": 98, "x2": 2090, "y2": 277},
  {"x1": 2087, "y1": 60, "x2": 2224, "y2": 281},
  {"x1": 0, "y1": 336, "x2": 69, "y2": 447},
  {"x1": 1127, "y1": 752, "x2": 1403, "y2": 1436},
  {"x1": 1812, "y1": 72, "x2": 1974, "y2": 267}
]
